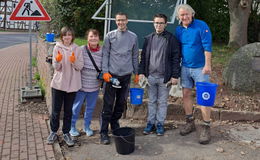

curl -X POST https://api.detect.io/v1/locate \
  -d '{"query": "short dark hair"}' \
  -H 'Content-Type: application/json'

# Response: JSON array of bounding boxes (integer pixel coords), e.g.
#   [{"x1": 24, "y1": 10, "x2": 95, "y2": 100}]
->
[
  {"x1": 85, "y1": 29, "x2": 100, "y2": 40},
  {"x1": 153, "y1": 14, "x2": 167, "y2": 23},
  {"x1": 115, "y1": 12, "x2": 128, "y2": 19},
  {"x1": 60, "y1": 26, "x2": 75, "y2": 44}
]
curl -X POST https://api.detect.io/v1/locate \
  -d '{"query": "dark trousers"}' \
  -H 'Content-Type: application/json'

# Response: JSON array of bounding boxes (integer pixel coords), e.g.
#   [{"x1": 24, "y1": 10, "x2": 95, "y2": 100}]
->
[
  {"x1": 100, "y1": 74, "x2": 131, "y2": 134},
  {"x1": 50, "y1": 88, "x2": 76, "y2": 134}
]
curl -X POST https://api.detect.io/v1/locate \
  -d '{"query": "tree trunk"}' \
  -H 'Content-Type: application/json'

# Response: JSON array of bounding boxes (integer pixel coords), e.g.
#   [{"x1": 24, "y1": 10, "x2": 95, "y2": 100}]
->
[{"x1": 228, "y1": 0, "x2": 252, "y2": 49}]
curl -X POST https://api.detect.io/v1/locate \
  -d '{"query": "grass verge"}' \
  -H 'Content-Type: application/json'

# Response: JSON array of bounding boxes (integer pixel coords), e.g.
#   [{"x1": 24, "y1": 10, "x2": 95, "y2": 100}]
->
[{"x1": 212, "y1": 43, "x2": 236, "y2": 67}]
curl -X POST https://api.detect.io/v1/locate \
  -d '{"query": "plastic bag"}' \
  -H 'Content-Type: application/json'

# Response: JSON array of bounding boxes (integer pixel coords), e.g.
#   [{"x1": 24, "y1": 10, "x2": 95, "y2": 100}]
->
[{"x1": 169, "y1": 79, "x2": 183, "y2": 97}]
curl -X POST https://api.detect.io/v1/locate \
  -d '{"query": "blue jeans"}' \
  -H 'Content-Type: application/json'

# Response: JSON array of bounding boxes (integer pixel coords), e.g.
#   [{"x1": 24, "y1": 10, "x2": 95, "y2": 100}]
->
[
  {"x1": 147, "y1": 75, "x2": 170, "y2": 125},
  {"x1": 181, "y1": 66, "x2": 210, "y2": 88},
  {"x1": 71, "y1": 90, "x2": 99, "y2": 128}
]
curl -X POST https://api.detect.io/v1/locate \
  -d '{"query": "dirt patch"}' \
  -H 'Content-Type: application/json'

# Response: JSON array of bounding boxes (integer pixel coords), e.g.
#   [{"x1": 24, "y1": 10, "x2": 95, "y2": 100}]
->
[
  {"x1": 169, "y1": 64, "x2": 260, "y2": 112},
  {"x1": 16, "y1": 100, "x2": 49, "y2": 114},
  {"x1": 211, "y1": 64, "x2": 260, "y2": 112}
]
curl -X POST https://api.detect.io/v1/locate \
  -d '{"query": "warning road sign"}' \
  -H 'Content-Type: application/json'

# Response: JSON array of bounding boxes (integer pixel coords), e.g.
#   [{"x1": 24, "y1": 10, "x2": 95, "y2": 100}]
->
[{"x1": 10, "y1": 0, "x2": 51, "y2": 21}]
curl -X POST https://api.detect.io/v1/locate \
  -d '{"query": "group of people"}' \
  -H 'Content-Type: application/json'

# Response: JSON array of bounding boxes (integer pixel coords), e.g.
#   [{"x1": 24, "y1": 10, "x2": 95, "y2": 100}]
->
[{"x1": 46, "y1": 4, "x2": 213, "y2": 147}]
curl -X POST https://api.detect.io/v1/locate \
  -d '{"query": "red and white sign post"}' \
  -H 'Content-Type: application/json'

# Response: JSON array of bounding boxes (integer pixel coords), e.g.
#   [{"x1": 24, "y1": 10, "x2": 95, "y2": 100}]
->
[{"x1": 10, "y1": 0, "x2": 51, "y2": 101}]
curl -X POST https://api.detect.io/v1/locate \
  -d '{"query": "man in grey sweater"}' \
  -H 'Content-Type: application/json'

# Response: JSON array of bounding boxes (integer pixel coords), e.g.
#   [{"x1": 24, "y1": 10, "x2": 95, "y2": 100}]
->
[{"x1": 100, "y1": 12, "x2": 139, "y2": 144}]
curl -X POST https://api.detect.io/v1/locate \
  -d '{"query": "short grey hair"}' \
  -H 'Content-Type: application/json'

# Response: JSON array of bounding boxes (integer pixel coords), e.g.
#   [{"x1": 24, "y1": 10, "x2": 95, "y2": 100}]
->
[{"x1": 175, "y1": 4, "x2": 195, "y2": 20}]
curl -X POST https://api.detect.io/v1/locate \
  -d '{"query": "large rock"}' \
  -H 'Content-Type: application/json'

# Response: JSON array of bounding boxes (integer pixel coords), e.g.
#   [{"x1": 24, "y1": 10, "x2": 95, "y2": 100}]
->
[{"x1": 223, "y1": 42, "x2": 260, "y2": 92}]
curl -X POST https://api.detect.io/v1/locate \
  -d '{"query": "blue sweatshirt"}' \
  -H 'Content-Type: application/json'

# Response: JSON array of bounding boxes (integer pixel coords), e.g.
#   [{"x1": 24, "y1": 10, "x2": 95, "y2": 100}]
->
[{"x1": 175, "y1": 19, "x2": 212, "y2": 68}]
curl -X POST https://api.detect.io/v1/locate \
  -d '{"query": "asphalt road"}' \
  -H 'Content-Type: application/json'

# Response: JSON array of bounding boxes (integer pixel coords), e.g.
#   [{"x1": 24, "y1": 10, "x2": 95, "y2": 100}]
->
[{"x1": 0, "y1": 32, "x2": 37, "y2": 49}]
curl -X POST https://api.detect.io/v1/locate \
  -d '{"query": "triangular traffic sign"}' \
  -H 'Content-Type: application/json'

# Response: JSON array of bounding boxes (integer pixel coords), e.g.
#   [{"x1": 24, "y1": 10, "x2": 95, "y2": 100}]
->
[{"x1": 10, "y1": 0, "x2": 51, "y2": 21}]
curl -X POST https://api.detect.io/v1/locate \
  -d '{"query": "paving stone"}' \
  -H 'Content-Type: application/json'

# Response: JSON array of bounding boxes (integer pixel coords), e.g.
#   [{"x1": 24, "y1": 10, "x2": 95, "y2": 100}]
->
[{"x1": 0, "y1": 42, "x2": 55, "y2": 159}]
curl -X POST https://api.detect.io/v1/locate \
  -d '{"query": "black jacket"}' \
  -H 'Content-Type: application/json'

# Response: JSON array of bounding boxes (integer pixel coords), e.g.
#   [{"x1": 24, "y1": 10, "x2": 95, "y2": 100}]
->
[{"x1": 138, "y1": 30, "x2": 181, "y2": 83}]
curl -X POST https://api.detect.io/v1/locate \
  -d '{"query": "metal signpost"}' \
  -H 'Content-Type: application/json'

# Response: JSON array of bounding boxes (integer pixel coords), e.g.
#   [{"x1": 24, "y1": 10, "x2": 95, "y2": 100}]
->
[{"x1": 9, "y1": 0, "x2": 51, "y2": 102}]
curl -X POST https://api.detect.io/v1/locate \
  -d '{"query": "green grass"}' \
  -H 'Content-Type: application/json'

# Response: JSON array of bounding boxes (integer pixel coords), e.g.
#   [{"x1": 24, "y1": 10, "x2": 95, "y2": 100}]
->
[
  {"x1": 212, "y1": 44, "x2": 236, "y2": 66},
  {"x1": 33, "y1": 72, "x2": 45, "y2": 96},
  {"x1": 34, "y1": 72, "x2": 40, "y2": 81},
  {"x1": 37, "y1": 79, "x2": 46, "y2": 96},
  {"x1": 74, "y1": 38, "x2": 88, "y2": 46},
  {"x1": 74, "y1": 38, "x2": 103, "y2": 46},
  {"x1": 32, "y1": 57, "x2": 37, "y2": 67}
]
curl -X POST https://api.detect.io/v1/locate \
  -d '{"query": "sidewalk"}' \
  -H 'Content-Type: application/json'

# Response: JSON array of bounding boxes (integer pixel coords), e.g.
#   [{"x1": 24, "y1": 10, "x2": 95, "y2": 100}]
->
[{"x1": 0, "y1": 43, "x2": 55, "y2": 160}]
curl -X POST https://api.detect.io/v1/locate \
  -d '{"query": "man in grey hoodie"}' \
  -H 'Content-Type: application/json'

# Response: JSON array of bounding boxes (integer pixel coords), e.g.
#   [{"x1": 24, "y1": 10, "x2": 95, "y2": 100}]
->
[{"x1": 100, "y1": 12, "x2": 139, "y2": 145}]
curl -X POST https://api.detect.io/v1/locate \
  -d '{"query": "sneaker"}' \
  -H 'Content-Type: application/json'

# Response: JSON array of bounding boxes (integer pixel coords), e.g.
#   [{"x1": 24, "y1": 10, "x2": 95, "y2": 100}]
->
[
  {"x1": 69, "y1": 127, "x2": 80, "y2": 137},
  {"x1": 63, "y1": 133, "x2": 75, "y2": 146},
  {"x1": 180, "y1": 118, "x2": 196, "y2": 136},
  {"x1": 199, "y1": 125, "x2": 211, "y2": 144},
  {"x1": 156, "y1": 123, "x2": 164, "y2": 136},
  {"x1": 100, "y1": 133, "x2": 110, "y2": 145},
  {"x1": 143, "y1": 122, "x2": 155, "y2": 135},
  {"x1": 83, "y1": 126, "x2": 94, "y2": 137},
  {"x1": 47, "y1": 132, "x2": 58, "y2": 144}
]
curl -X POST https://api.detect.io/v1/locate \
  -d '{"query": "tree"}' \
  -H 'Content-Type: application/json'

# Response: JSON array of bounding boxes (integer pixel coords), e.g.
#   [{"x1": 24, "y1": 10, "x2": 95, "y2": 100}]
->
[
  {"x1": 41, "y1": 0, "x2": 104, "y2": 37},
  {"x1": 228, "y1": 0, "x2": 252, "y2": 49}
]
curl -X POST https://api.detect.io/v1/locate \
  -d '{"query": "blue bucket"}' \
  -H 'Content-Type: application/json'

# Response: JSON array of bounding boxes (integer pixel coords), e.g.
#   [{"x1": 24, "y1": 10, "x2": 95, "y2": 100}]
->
[
  {"x1": 46, "y1": 33, "x2": 55, "y2": 42},
  {"x1": 196, "y1": 82, "x2": 218, "y2": 107},
  {"x1": 130, "y1": 88, "x2": 144, "y2": 105}
]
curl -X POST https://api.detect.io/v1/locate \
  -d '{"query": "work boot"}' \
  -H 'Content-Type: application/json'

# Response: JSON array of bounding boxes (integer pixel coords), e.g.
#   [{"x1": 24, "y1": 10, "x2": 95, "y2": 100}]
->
[
  {"x1": 143, "y1": 122, "x2": 155, "y2": 135},
  {"x1": 100, "y1": 133, "x2": 110, "y2": 145},
  {"x1": 47, "y1": 132, "x2": 58, "y2": 144},
  {"x1": 63, "y1": 133, "x2": 75, "y2": 147},
  {"x1": 199, "y1": 125, "x2": 211, "y2": 144},
  {"x1": 180, "y1": 118, "x2": 196, "y2": 136}
]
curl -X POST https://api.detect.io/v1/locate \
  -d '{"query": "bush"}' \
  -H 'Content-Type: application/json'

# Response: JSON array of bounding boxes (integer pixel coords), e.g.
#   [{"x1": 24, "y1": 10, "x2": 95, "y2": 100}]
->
[
  {"x1": 42, "y1": 0, "x2": 104, "y2": 38},
  {"x1": 188, "y1": 0, "x2": 259, "y2": 43}
]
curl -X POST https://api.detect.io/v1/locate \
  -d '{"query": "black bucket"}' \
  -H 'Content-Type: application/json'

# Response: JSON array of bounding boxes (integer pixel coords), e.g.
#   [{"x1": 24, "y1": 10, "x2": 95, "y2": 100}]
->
[{"x1": 112, "y1": 127, "x2": 135, "y2": 155}]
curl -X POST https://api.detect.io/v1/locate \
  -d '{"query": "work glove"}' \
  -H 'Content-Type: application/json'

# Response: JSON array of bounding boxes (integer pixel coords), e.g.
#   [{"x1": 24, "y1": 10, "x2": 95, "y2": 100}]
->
[
  {"x1": 55, "y1": 50, "x2": 62, "y2": 62},
  {"x1": 103, "y1": 73, "x2": 112, "y2": 82},
  {"x1": 134, "y1": 74, "x2": 139, "y2": 84},
  {"x1": 69, "y1": 52, "x2": 76, "y2": 63}
]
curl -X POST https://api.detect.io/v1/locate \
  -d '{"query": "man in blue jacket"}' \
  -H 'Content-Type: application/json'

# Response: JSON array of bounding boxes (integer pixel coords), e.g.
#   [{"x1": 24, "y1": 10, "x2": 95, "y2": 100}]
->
[
  {"x1": 175, "y1": 4, "x2": 213, "y2": 144},
  {"x1": 139, "y1": 13, "x2": 181, "y2": 136}
]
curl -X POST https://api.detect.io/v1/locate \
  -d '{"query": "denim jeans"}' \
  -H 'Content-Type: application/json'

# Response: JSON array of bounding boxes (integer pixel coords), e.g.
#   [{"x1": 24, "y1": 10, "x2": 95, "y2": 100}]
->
[
  {"x1": 181, "y1": 66, "x2": 210, "y2": 88},
  {"x1": 71, "y1": 90, "x2": 99, "y2": 128},
  {"x1": 50, "y1": 88, "x2": 76, "y2": 134},
  {"x1": 147, "y1": 75, "x2": 170, "y2": 125}
]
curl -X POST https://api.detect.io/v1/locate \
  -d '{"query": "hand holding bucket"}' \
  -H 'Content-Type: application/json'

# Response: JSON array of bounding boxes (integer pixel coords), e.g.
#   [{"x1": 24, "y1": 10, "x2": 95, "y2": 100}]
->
[
  {"x1": 130, "y1": 88, "x2": 144, "y2": 105},
  {"x1": 196, "y1": 82, "x2": 218, "y2": 107}
]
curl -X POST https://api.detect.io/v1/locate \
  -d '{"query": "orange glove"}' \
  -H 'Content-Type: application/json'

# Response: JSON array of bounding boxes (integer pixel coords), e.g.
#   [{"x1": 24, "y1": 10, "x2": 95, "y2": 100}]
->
[
  {"x1": 103, "y1": 73, "x2": 112, "y2": 82},
  {"x1": 70, "y1": 52, "x2": 76, "y2": 63},
  {"x1": 55, "y1": 50, "x2": 63, "y2": 62},
  {"x1": 134, "y1": 74, "x2": 139, "y2": 84}
]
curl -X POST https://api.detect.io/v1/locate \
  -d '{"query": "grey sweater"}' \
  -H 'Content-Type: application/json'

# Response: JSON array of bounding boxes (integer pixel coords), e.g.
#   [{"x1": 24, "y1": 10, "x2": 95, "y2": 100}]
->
[
  {"x1": 80, "y1": 46, "x2": 103, "y2": 92},
  {"x1": 102, "y1": 29, "x2": 139, "y2": 76}
]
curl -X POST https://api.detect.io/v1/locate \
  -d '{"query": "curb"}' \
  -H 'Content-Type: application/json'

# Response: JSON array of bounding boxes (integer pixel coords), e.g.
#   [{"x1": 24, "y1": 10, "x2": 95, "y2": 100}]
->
[
  {"x1": 126, "y1": 100, "x2": 260, "y2": 122},
  {"x1": 46, "y1": 120, "x2": 64, "y2": 160}
]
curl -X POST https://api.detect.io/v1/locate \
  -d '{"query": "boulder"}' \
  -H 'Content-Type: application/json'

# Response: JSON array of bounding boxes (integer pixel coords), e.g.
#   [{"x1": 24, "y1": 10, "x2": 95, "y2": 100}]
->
[{"x1": 223, "y1": 42, "x2": 260, "y2": 92}]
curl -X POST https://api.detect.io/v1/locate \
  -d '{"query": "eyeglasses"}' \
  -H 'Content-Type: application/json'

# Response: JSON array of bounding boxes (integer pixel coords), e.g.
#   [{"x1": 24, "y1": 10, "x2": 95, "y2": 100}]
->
[{"x1": 154, "y1": 22, "x2": 166, "y2": 25}]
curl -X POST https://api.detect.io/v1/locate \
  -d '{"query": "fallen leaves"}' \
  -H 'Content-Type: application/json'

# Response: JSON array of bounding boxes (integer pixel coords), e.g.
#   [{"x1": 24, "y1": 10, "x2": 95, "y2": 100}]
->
[{"x1": 216, "y1": 147, "x2": 224, "y2": 153}]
